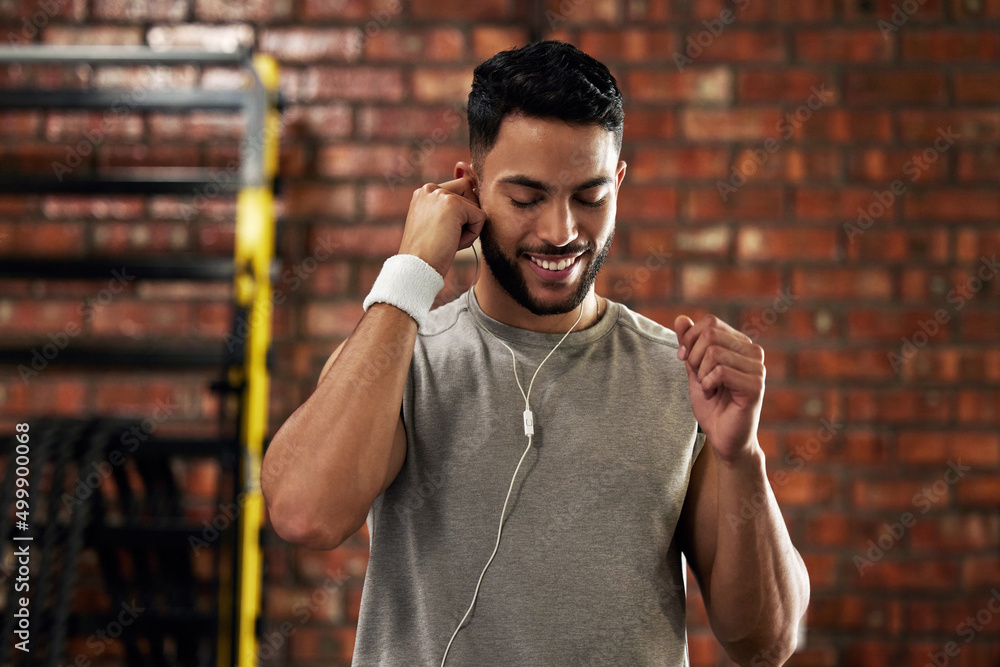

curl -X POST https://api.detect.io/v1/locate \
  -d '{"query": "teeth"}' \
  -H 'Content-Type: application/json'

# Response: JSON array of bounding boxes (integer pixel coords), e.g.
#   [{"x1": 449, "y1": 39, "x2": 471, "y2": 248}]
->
[{"x1": 530, "y1": 255, "x2": 575, "y2": 271}]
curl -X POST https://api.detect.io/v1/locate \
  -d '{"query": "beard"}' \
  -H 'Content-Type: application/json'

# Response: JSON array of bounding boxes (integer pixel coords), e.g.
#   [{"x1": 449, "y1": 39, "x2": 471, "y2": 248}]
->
[{"x1": 477, "y1": 216, "x2": 614, "y2": 317}]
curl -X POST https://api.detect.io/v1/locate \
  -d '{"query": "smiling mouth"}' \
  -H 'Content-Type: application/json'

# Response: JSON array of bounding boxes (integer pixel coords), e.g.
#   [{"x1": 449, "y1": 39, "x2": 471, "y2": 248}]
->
[{"x1": 526, "y1": 254, "x2": 580, "y2": 271}]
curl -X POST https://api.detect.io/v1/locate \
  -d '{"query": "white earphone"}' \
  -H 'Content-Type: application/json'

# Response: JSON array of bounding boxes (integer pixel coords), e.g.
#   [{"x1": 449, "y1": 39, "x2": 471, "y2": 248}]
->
[{"x1": 439, "y1": 241, "x2": 595, "y2": 666}]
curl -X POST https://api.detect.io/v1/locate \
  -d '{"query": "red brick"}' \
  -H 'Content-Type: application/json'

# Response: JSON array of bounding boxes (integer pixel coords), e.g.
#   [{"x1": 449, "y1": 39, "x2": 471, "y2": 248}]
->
[
  {"x1": 0, "y1": 378, "x2": 88, "y2": 415},
  {"x1": 412, "y1": 67, "x2": 472, "y2": 103},
  {"x1": 728, "y1": 148, "x2": 841, "y2": 184},
  {"x1": 736, "y1": 228, "x2": 838, "y2": 261},
  {"x1": 629, "y1": 226, "x2": 729, "y2": 258},
  {"x1": 680, "y1": 266, "x2": 781, "y2": 300},
  {"x1": 288, "y1": 625, "x2": 355, "y2": 664},
  {"x1": 792, "y1": 268, "x2": 893, "y2": 300},
  {"x1": 0, "y1": 299, "x2": 87, "y2": 335},
  {"x1": 682, "y1": 108, "x2": 784, "y2": 141},
  {"x1": 683, "y1": 187, "x2": 784, "y2": 221},
  {"x1": 795, "y1": 29, "x2": 894, "y2": 61},
  {"x1": 953, "y1": 72, "x2": 1000, "y2": 103},
  {"x1": 898, "y1": 431, "x2": 999, "y2": 466},
  {"x1": 910, "y1": 514, "x2": 1000, "y2": 552},
  {"x1": 317, "y1": 145, "x2": 411, "y2": 179},
  {"x1": 961, "y1": 311, "x2": 1000, "y2": 342},
  {"x1": 739, "y1": 307, "x2": 839, "y2": 342},
  {"x1": 300, "y1": 0, "x2": 402, "y2": 20},
  {"x1": 842, "y1": 0, "x2": 945, "y2": 20},
  {"x1": 596, "y1": 261, "x2": 674, "y2": 302},
  {"x1": 770, "y1": 471, "x2": 838, "y2": 505},
  {"x1": 737, "y1": 70, "x2": 837, "y2": 103},
  {"x1": 0, "y1": 221, "x2": 85, "y2": 258},
  {"x1": 847, "y1": 389, "x2": 950, "y2": 423},
  {"x1": 283, "y1": 183, "x2": 355, "y2": 220},
  {"x1": 627, "y1": 68, "x2": 732, "y2": 104},
  {"x1": 677, "y1": 29, "x2": 786, "y2": 63},
  {"x1": 615, "y1": 187, "x2": 678, "y2": 221},
  {"x1": 845, "y1": 71, "x2": 946, "y2": 105},
  {"x1": 622, "y1": 108, "x2": 675, "y2": 140},
  {"x1": 628, "y1": 147, "x2": 730, "y2": 183},
  {"x1": 848, "y1": 147, "x2": 949, "y2": 183},
  {"x1": 295, "y1": 67, "x2": 404, "y2": 103},
  {"x1": 956, "y1": 230, "x2": 1000, "y2": 261},
  {"x1": 905, "y1": 189, "x2": 1000, "y2": 222},
  {"x1": 42, "y1": 25, "x2": 144, "y2": 45},
  {"x1": 957, "y1": 149, "x2": 1000, "y2": 182},
  {"x1": 471, "y1": 27, "x2": 528, "y2": 60},
  {"x1": 305, "y1": 301, "x2": 365, "y2": 338},
  {"x1": 958, "y1": 475, "x2": 1000, "y2": 507},
  {"x1": 363, "y1": 185, "x2": 416, "y2": 219},
  {"x1": 856, "y1": 560, "x2": 958, "y2": 590},
  {"x1": 543, "y1": 0, "x2": 620, "y2": 24},
  {"x1": 145, "y1": 24, "x2": 255, "y2": 51},
  {"x1": 958, "y1": 390, "x2": 1000, "y2": 423},
  {"x1": 365, "y1": 28, "x2": 465, "y2": 62},
  {"x1": 412, "y1": 0, "x2": 508, "y2": 19},
  {"x1": 91, "y1": 222, "x2": 189, "y2": 255},
  {"x1": 357, "y1": 106, "x2": 465, "y2": 140},
  {"x1": 91, "y1": 302, "x2": 192, "y2": 337},
  {"x1": 578, "y1": 29, "x2": 680, "y2": 62},
  {"x1": 260, "y1": 28, "x2": 362, "y2": 63},
  {"x1": 793, "y1": 109, "x2": 893, "y2": 142},
  {"x1": 898, "y1": 111, "x2": 1000, "y2": 143},
  {"x1": 195, "y1": 0, "x2": 289, "y2": 21},
  {"x1": 794, "y1": 187, "x2": 876, "y2": 221},
  {"x1": 93, "y1": 0, "x2": 187, "y2": 20},
  {"x1": 808, "y1": 595, "x2": 897, "y2": 631},
  {"x1": 308, "y1": 224, "x2": 403, "y2": 259},
  {"x1": 847, "y1": 309, "x2": 952, "y2": 342},
  {"x1": 845, "y1": 229, "x2": 949, "y2": 262},
  {"x1": 797, "y1": 349, "x2": 895, "y2": 380},
  {"x1": 903, "y1": 30, "x2": 1000, "y2": 60},
  {"x1": 963, "y1": 557, "x2": 1000, "y2": 588},
  {"x1": 0, "y1": 111, "x2": 41, "y2": 137},
  {"x1": 802, "y1": 552, "x2": 838, "y2": 590},
  {"x1": 265, "y1": 584, "x2": 344, "y2": 623}
]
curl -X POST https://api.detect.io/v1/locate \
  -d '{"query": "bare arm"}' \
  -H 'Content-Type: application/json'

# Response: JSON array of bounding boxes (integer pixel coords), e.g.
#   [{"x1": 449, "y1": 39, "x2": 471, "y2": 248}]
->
[
  {"x1": 678, "y1": 441, "x2": 810, "y2": 665},
  {"x1": 673, "y1": 314, "x2": 809, "y2": 664},
  {"x1": 261, "y1": 303, "x2": 414, "y2": 549},
  {"x1": 261, "y1": 169, "x2": 486, "y2": 551}
]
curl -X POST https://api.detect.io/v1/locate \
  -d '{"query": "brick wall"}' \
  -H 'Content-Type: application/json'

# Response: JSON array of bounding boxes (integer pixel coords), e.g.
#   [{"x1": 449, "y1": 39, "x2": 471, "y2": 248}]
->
[{"x1": 1, "y1": 0, "x2": 999, "y2": 665}]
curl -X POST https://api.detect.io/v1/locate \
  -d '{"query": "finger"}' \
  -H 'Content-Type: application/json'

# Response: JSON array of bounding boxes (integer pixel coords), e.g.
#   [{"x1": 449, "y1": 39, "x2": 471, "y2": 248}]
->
[
  {"x1": 437, "y1": 176, "x2": 477, "y2": 202},
  {"x1": 686, "y1": 327, "x2": 757, "y2": 376},
  {"x1": 688, "y1": 344, "x2": 763, "y2": 382},
  {"x1": 700, "y1": 364, "x2": 764, "y2": 399},
  {"x1": 674, "y1": 315, "x2": 695, "y2": 359}
]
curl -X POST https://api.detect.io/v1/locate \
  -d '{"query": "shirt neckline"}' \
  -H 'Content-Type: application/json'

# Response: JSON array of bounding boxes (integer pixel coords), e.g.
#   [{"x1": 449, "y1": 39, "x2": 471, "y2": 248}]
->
[{"x1": 463, "y1": 284, "x2": 618, "y2": 349}]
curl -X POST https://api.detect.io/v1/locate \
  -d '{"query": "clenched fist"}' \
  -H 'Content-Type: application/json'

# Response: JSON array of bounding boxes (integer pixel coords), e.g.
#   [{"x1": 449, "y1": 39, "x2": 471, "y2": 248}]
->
[{"x1": 398, "y1": 175, "x2": 487, "y2": 278}]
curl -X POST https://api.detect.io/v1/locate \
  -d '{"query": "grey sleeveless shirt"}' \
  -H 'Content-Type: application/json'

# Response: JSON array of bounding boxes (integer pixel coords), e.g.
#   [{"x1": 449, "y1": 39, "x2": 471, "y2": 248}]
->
[{"x1": 351, "y1": 286, "x2": 706, "y2": 666}]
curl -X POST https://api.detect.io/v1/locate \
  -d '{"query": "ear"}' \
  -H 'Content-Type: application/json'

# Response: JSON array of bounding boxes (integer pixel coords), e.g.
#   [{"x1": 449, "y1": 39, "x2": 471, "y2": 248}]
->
[
  {"x1": 614, "y1": 160, "x2": 627, "y2": 194},
  {"x1": 455, "y1": 160, "x2": 478, "y2": 189}
]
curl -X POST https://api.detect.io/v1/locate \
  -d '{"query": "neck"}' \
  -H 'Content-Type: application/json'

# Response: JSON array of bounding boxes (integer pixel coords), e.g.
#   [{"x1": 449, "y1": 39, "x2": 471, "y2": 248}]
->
[{"x1": 473, "y1": 280, "x2": 604, "y2": 334}]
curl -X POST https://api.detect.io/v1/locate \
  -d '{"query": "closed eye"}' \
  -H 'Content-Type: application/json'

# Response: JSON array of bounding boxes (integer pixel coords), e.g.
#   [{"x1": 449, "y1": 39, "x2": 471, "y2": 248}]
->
[{"x1": 509, "y1": 196, "x2": 608, "y2": 209}]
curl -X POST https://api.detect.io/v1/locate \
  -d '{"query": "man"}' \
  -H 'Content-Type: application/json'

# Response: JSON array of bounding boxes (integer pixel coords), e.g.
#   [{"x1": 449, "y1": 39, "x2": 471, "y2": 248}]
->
[{"x1": 262, "y1": 40, "x2": 810, "y2": 666}]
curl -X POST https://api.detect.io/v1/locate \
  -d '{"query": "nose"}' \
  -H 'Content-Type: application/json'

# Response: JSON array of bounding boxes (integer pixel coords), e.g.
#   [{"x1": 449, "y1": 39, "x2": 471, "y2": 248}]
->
[{"x1": 535, "y1": 199, "x2": 578, "y2": 250}]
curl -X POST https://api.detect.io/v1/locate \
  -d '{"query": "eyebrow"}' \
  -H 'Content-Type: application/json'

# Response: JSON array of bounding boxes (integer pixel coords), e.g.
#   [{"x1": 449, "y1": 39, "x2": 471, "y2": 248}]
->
[{"x1": 497, "y1": 174, "x2": 613, "y2": 195}]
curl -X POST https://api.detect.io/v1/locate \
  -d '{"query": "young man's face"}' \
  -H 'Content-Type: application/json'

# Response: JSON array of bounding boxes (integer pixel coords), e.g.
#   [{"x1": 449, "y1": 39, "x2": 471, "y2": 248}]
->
[{"x1": 470, "y1": 113, "x2": 626, "y2": 317}]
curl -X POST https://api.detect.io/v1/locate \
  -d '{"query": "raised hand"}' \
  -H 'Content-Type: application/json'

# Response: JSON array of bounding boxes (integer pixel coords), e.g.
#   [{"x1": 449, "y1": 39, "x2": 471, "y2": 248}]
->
[
  {"x1": 398, "y1": 175, "x2": 487, "y2": 278},
  {"x1": 673, "y1": 314, "x2": 766, "y2": 464}
]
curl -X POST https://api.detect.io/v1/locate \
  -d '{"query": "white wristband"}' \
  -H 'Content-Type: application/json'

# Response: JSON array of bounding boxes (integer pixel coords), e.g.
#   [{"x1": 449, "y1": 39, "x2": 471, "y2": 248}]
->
[{"x1": 362, "y1": 254, "x2": 445, "y2": 333}]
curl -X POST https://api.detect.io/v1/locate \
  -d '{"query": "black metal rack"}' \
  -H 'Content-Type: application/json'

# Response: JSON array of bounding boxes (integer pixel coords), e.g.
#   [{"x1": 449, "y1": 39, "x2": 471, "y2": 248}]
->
[{"x1": 0, "y1": 45, "x2": 282, "y2": 667}]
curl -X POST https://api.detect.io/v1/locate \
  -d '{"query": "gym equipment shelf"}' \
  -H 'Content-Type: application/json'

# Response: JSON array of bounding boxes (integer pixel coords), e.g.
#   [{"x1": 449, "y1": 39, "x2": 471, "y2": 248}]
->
[{"x1": 0, "y1": 44, "x2": 281, "y2": 667}]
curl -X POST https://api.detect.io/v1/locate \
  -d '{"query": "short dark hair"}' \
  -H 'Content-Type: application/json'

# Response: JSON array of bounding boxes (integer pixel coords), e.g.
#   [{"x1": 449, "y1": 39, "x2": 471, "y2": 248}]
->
[{"x1": 467, "y1": 40, "x2": 624, "y2": 177}]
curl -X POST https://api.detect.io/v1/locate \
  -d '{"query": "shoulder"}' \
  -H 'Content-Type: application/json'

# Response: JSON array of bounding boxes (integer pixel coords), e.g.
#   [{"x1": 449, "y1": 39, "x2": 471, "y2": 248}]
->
[
  {"x1": 419, "y1": 292, "x2": 468, "y2": 338},
  {"x1": 610, "y1": 299, "x2": 682, "y2": 351}
]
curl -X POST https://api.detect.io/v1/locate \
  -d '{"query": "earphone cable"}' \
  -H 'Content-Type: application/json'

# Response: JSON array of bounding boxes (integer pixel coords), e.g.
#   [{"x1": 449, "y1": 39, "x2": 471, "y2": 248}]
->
[{"x1": 440, "y1": 243, "x2": 591, "y2": 666}]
